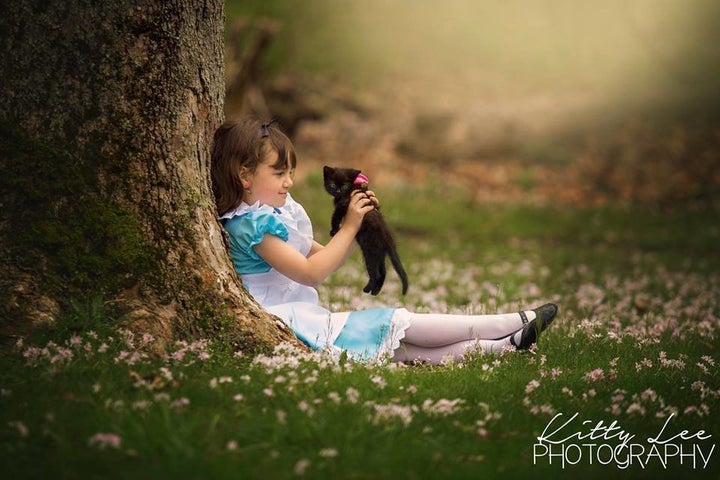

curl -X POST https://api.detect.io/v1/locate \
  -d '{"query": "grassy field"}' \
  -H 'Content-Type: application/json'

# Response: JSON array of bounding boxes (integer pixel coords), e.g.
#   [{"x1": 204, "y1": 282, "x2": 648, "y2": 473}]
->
[
  {"x1": 1, "y1": 179, "x2": 718, "y2": 479},
  {"x1": 2, "y1": 2, "x2": 717, "y2": 478}
]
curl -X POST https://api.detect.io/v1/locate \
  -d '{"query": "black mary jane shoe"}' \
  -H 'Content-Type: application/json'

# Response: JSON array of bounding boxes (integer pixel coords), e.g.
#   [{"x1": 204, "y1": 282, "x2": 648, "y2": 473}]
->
[
  {"x1": 509, "y1": 303, "x2": 558, "y2": 351},
  {"x1": 509, "y1": 318, "x2": 538, "y2": 350},
  {"x1": 533, "y1": 303, "x2": 558, "y2": 332}
]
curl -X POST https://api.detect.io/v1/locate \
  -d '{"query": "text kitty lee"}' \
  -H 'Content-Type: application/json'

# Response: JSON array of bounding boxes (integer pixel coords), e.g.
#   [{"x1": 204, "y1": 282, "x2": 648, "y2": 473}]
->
[{"x1": 533, "y1": 412, "x2": 715, "y2": 470}]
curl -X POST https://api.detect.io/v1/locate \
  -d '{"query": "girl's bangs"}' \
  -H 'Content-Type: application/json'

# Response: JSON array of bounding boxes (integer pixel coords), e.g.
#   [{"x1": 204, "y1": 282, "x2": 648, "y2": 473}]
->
[{"x1": 269, "y1": 133, "x2": 297, "y2": 170}]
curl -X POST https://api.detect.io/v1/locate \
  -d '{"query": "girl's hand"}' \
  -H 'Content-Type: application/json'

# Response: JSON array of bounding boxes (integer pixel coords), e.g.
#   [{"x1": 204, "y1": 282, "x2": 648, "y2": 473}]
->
[
  {"x1": 364, "y1": 190, "x2": 380, "y2": 207},
  {"x1": 343, "y1": 190, "x2": 375, "y2": 231}
]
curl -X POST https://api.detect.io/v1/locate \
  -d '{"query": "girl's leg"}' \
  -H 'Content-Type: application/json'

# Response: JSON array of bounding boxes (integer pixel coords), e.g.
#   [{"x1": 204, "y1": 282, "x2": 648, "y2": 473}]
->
[
  {"x1": 392, "y1": 337, "x2": 513, "y2": 364},
  {"x1": 392, "y1": 304, "x2": 558, "y2": 363},
  {"x1": 402, "y1": 310, "x2": 537, "y2": 347}
]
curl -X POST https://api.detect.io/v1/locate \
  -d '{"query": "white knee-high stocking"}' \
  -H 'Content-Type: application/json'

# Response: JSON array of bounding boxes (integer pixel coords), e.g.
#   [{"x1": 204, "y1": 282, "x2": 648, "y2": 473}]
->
[
  {"x1": 401, "y1": 310, "x2": 537, "y2": 347},
  {"x1": 392, "y1": 335, "x2": 514, "y2": 364}
]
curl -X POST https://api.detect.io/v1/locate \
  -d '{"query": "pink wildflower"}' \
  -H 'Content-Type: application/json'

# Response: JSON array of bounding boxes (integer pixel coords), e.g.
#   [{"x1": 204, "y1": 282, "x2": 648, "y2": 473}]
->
[
  {"x1": 170, "y1": 350, "x2": 186, "y2": 362},
  {"x1": 525, "y1": 379, "x2": 540, "y2": 394},
  {"x1": 198, "y1": 352, "x2": 211, "y2": 361},
  {"x1": 370, "y1": 375, "x2": 387, "y2": 389},
  {"x1": 50, "y1": 347, "x2": 73, "y2": 364},
  {"x1": 626, "y1": 402, "x2": 646, "y2": 416},
  {"x1": 607, "y1": 403, "x2": 622, "y2": 416},
  {"x1": 640, "y1": 388, "x2": 657, "y2": 402},
  {"x1": 345, "y1": 387, "x2": 360, "y2": 404},
  {"x1": 171, "y1": 397, "x2": 190, "y2": 409},
  {"x1": 370, "y1": 402, "x2": 413, "y2": 426},
  {"x1": 584, "y1": 368, "x2": 605, "y2": 383},
  {"x1": 23, "y1": 347, "x2": 43, "y2": 360},
  {"x1": 88, "y1": 432, "x2": 122, "y2": 449},
  {"x1": 421, "y1": 398, "x2": 465, "y2": 416}
]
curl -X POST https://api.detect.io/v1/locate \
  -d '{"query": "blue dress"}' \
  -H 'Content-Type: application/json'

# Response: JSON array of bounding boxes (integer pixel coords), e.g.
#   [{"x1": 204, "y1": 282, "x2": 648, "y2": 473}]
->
[{"x1": 220, "y1": 194, "x2": 411, "y2": 362}]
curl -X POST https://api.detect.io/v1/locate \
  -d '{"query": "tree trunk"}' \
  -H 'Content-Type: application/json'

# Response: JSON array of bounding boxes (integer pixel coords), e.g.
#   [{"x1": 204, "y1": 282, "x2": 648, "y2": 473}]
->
[{"x1": 0, "y1": 0, "x2": 296, "y2": 350}]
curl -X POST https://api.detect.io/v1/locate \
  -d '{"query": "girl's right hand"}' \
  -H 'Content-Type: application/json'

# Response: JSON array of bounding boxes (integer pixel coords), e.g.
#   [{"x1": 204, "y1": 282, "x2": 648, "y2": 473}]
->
[{"x1": 343, "y1": 190, "x2": 375, "y2": 231}]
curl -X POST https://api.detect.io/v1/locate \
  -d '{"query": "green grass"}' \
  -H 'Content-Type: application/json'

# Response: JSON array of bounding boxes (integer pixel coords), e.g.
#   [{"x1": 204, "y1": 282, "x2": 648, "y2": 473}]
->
[{"x1": 1, "y1": 183, "x2": 719, "y2": 479}]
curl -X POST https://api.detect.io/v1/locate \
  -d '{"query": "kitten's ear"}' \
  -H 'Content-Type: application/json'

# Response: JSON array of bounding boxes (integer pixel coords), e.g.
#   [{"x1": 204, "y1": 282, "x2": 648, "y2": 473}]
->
[
  {"x1": 323, "y1": 166, "x2": 334, "y2": 178},
  {"x1": 351, "y1": 169, "x2": 361, "y2": 178}
]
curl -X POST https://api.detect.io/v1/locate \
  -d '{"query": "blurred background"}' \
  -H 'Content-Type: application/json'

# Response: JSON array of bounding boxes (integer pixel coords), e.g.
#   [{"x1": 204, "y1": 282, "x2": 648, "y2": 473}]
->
[{"x1": 224, "y1": 0, "x2": 720, "y2": 208}]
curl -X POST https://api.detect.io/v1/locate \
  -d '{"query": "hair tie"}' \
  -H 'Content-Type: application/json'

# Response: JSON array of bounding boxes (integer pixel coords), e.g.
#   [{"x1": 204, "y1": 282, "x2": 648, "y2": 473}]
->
[
  {"x1": 353, "y1": 173, "x2": 370, "y2": 187},
  {"x1": 260, "y1": 118, "x2": 278, "y2": 138}
]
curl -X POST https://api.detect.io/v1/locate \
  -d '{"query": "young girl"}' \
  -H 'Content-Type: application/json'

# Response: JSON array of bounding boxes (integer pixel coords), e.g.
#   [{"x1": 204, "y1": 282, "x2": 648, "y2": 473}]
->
[{"x1": 211, "y1": 117, "x2": 558, "y2": 364}]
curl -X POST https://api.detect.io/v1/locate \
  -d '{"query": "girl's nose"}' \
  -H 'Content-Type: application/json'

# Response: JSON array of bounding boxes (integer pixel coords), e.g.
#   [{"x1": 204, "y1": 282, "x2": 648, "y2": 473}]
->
[{"x1": 284, "y1": 175, "x2": 294, "y2": 188}]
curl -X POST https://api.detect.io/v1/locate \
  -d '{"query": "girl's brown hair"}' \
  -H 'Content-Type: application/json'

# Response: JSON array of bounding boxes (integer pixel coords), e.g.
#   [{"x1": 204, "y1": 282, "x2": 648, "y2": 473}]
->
[{"x1": 211, "y1": 117, "x2": 297, "y2": 215}]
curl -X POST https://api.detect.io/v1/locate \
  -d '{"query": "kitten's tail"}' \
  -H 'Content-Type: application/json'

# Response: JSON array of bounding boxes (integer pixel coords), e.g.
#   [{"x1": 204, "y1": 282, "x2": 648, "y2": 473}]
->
[{"x1": 389, "y1": 248, "x2": 409, "y2": 295}]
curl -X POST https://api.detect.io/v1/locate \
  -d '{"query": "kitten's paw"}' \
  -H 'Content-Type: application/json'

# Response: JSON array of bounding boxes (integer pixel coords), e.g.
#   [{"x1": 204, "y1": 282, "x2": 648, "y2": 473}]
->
[{"x1": 363, "y1": 280, "x2": 376, "y2": 294}]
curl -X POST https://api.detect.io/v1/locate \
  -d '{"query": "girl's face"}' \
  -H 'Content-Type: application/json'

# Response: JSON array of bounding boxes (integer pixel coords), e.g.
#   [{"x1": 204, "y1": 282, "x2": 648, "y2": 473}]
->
[{"x1": 242, "y1": 149, "x2": 295, "y2": 208}]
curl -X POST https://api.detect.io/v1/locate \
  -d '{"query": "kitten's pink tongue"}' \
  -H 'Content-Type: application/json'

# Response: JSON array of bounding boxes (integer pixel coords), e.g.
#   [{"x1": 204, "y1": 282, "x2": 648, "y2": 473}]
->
[{"x1": 353, "y1": 173, "x2": 369, "y2": 186}]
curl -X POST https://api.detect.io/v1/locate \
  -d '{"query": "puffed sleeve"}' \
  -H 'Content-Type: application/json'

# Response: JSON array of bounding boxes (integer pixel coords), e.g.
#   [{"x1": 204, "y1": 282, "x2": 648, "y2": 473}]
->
[{"x1": 223, "y1": 211, "x2": 289, "y2": 274}]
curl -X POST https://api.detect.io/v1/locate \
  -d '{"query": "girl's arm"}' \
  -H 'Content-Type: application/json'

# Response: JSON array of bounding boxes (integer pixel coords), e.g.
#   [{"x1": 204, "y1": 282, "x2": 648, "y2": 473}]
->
[
  {"x1": 309, "y1": 239, "x2": 356, "y2": 265},
  {"x1": 254, "y1": 191, "x2": 374, "y2": 287}
]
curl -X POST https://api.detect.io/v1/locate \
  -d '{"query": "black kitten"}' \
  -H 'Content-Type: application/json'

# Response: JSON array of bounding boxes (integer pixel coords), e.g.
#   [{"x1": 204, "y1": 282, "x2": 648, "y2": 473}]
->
[{"x1": 323, "y1": 166, "x2": 409, "y2": 296}]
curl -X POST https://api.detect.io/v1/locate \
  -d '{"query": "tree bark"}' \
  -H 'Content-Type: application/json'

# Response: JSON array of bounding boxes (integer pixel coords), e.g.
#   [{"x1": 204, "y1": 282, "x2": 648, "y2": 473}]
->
[{"x1": 0, "y1": 0, "x2": 296, "y2": 350}]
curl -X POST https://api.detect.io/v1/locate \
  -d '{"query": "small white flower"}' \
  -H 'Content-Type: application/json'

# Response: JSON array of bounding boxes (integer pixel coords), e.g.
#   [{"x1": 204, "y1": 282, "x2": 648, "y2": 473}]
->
[
  {"x1": 370, "y1": 375, "x2": 387, "y2": 389},
  {"x1": 294, "y1": 459, "x2": 311, "y2": 475},
  {"x1": 319, "y1": 448, "x2": 338, "y2": 458}
]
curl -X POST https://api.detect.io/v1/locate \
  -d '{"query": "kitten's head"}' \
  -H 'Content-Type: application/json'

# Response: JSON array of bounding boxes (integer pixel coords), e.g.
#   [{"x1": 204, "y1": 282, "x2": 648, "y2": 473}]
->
[{"x1": 323, "y1": 166, "x2": 361, "y2": 198}]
